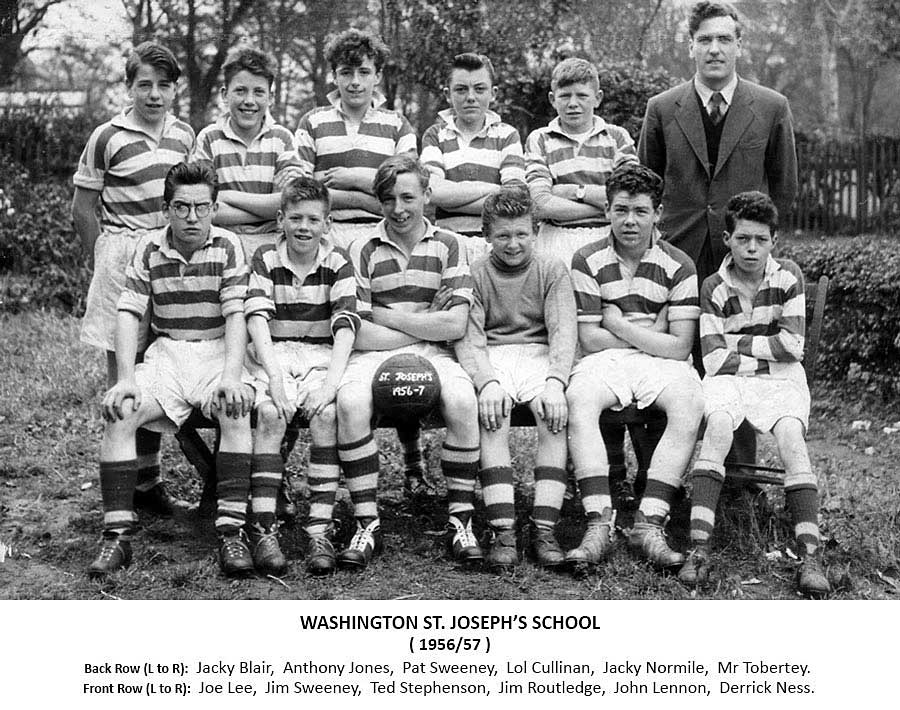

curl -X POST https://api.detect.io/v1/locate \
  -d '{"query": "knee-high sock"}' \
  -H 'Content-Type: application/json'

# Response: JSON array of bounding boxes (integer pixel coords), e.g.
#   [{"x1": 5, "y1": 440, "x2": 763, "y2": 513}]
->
[
  {"x1": 338, "y1": 433, "x2": 380, "y2": 520},
  {"x1": 480, "y1": 466, "x2": 515, "y2": 529},
  {"x1": 134, "y1": 428, "x2": 161, "y2": 491},
  {"x1": 100, "y1": 459, "x2": 138, "y2": 537},
  {"x1": 249, "y1": 453, "x2": 283, "y2": 529},
  {"x1": 688, "y1": 461, "x2": 726, "y2": 544},
  {"x1": 532, "y1": 466, "x2": 567, "y2": 527},
  {"x1": 216, "y1": 451, "x2": 251, "y2": 533},
  {"x1": 784, "y1": 471, "x2": 821, "y2": 556},
  {"x1": 306, "y1": 446, "x2": 340, "y2": 535},
  {"x1": 442, "y1": 443, "x2": 479, "y2": 517},
  {"x1": 575, "y1": 465, "x2": 610, "y2": 515}
]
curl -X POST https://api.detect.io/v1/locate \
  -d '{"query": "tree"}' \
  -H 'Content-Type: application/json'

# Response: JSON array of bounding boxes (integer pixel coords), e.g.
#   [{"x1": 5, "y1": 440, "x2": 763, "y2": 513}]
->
[{"x1": 0, "y1": 0, "x2": 65, "y2": 86}]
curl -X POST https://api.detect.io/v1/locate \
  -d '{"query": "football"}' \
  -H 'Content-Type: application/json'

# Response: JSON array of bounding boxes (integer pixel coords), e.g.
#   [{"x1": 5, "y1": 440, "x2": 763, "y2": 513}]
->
[{"x1": 372, "y1": 353, "x2": 441, "y2": 420}]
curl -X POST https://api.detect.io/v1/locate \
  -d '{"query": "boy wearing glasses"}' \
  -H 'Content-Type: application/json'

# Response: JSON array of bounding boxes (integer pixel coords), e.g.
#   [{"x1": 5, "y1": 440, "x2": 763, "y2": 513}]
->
[{"x1": 88, "y1": 161, "x2": 255, "y2": 579}]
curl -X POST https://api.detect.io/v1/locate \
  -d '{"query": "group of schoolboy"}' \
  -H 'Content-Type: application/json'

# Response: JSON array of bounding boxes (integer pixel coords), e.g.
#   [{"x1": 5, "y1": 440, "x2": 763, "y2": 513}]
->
[{"x1": 75, "y1": 7, "x2": 829, "y2": 597}]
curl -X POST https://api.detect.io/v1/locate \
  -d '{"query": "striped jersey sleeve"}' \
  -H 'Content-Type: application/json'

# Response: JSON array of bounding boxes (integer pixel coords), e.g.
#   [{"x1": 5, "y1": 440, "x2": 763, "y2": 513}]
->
[
  {"x1": 245, "y1": 243, "x2": 361, "y2": 344},
  {"x1": 701, "y1": 258, "x2": 806, "y2": 377}
]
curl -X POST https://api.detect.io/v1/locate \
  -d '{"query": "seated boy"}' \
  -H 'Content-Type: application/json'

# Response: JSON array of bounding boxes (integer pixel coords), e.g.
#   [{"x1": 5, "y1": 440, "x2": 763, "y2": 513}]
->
[
  {"x1": 89, "y1": 161, "x2": 255, "y2": 579},
  {"x1": 566, "y1": 164, "x2": 704, "y2": 570},
  {"x1": 679, "y1": 191, "x2": 830, "y2": 597},
  {"x1": 195, "y1": 46, "x2": 302, "y2": 261},
  {"x1": 335, "y1": 155, "x2": 481, "y2": 569},
  {"x1": 421, "y1": 52, "x2": 525, "y2": 262},
  {"x1": 455, "y1": 187, "x2": 576, "y2": 570},
  {"x1": 245, "y1": 177, "x2": 359, "y2": 576},
  {"x1": 73, "y1": 41, "x2": 195, "y2": 516}
]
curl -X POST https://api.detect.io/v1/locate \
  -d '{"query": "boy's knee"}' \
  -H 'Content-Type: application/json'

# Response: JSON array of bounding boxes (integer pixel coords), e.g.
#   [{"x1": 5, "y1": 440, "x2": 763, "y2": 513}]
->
[
  {"x1": 256, "y1": 404, "x2": 286, "y2": 438},
  {"x1": 337, "y1": 384, "x2": 372, "y2": 426},
  {"x1": 441, "y1": 380, "x2": 477, "y2": 423},
  {"x1": 310, "y1": 403, "x2": 337, "y2": 437}
]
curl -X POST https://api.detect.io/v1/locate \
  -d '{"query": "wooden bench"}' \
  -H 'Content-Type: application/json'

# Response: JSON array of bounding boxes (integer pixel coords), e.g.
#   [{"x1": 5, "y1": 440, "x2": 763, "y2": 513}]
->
[{"x1": 177, "y1": 275, "x2": 829, "y2": 508}]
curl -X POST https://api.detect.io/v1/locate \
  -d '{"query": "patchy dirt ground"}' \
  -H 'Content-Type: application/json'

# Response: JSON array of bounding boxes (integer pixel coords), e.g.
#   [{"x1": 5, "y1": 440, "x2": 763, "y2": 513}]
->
[{"x1": 1, "y1": 312, "x2": 898, "y2": 600}]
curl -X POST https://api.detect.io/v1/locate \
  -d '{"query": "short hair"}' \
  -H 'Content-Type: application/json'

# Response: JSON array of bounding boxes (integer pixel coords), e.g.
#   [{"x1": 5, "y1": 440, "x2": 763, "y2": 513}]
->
[
  {"x1": 326, "y1": 29, "x2": 390, "y2": 72},
  {"x1": 605, "y1": 163, "x2": 664, "y2": 208},
  {"x1": 688, "y1": 1, "x2": 742, "y2": 38},
  {"x1": 373, "y1": 155, "x2": 430, "y2": 202},
  {"x1": 163, "y1": 161, "x2": 218, "y2": 205},
  {"x1": 482, "y1": 186, "x2": 538, "y2": 237},
  {"x1": 550, "y1": 57, "x2": 599, "y2": 92},
  {"x1": 724, "y1": 191, "x2": 778, "y2": 234},
  {"x1": 280, "y1": 176, "x2": 331, "y2": 213},
  {"x1": 125, "y1": 41, "x2": 180, "y2": 86},
  {"x1": 448, "y1": 52, "x2": 495, "y2": 85},
  {"x1": 222, "y1": 46, "x2": 276, "y2": 88}
]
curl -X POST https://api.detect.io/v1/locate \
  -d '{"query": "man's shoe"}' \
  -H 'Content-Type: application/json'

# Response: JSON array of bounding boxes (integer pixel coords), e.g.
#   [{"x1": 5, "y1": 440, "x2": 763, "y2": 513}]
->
[
  {"x1": 486, "y1": 528, "x2": 518, "y2": 570},
  {"x1": 88, "y1": 534, "x2": 132, "y2": 578},
  {"x1": 306, "y1": 530, "x2": 336, "y2": 576},
  {"x1": 565, "y1": 509, "x2": 615, "y2": 567},
  {"x1": 337, "y1": 518, "x2": 382, "y2": 569},
  {"x1": 797, "y1": 553, "x2": 831, "y2": 598},
  {"x1": 247, "y1": 524, "x2": 287, "y2": 576},
  {"x1": 531, "y1": 523, "x2": 565, "y2": 568},
  {"x1": 133, "y1": 484, "x2": 176, "y2": 517},
  {"x1": 678, "y1": 545, "x2": 711, "y2": 587},
  {"x1": 447, "y1": 514, "x2": 484, "y2": 564},
  {"x1": 218, "y1": 529, "x2": 254, "y2": 577},
  {"x1": 629, "y1": 512, "x2": 684, "y2": 569}
]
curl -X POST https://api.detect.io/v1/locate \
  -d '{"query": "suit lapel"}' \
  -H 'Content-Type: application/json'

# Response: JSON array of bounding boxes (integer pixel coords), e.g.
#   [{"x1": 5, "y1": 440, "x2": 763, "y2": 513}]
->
[
  {"x1": 673, "y1": 82, "x2": 709, "y2": 177},
  {"x1": 714, "y1": 79, "x2": 755, "y2": 177}
]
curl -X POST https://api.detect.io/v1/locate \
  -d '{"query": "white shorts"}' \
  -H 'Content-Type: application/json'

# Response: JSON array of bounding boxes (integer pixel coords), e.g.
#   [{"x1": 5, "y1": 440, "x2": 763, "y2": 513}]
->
[
  {"x1": 488, "y1": 343, "x2": 552, "y2": 403},
  {"x1": 238, "y1": 231, "x2": 279, "y2": 264},
  {"x1": 339, "y1": 343, "x2": 472, "y2": 392},
  {"x1": 328, "y1": 221, "x2": 379, "y2": 251},
  {"x1": 570, "y1": 349, "x2": 700, "y2": 411},
  {"x1": 80, "y1": 229, "x2": 151, "y2": 352},
  {"x1": 535, "y1": 223, "x2": 610, "y2": 271},
  {"x1": 703, "y1": 372, "x2": 810, "y2": 433},
  {"x1": 135, "y1": 338, "x2": 254, "y2": 433},
  {"x1": 248, "y1": 342, "x2": 332, "y2": 407}
]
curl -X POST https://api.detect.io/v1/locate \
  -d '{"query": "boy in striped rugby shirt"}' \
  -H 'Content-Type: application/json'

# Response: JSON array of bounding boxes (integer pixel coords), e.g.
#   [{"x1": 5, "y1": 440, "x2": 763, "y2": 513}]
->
[
  {"x1": 195, "y1": 46, "x2": 302, "y2": 261},
  {"x1": 89, "y1": 162, "x2": 255, "y2": 579},
  {"x1": 455, "y1": 187, "x2": 577, "y2": 570},
  {"x1": 566, "y1": 164, "x2": 704, "y2": 572},
  {"x1": 294, "y1": 29, "x2": 417, "y2": 252},
  {"x1": 421, "y1": 52, "x2": 525, "y2": 262},
  {"x1": 73, "y1": 41, "x2": 195, "y2": 517},
  {"x1": 245, "y1": 177, "x2": 359, "y2": 576},
  {"x1": 335, "y1": 155, "x2": 481, "y2": 570},
  {"x1": 679, "y1": 191, "x2": 830, "y2": 596}
]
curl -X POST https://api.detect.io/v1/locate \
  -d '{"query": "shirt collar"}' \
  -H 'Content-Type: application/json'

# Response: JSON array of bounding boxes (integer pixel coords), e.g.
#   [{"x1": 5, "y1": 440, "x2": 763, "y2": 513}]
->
[
  {"x1": 275, "y1": 233, "x2": 332, "y2": 280},
  {"x1": 327, "y1": 89, "x2": 387, "y2": 117},
  {"x1": 112, "y1": 107, "x2": 176, "y2": 138},
  {"x1": 218, "y1": 111, "x2": 275, "y2": 144},
  {"x1": 547, "y1": 114, "x2": 609, "y2": 140},
  {"x1": 437, "y1": 107, "x2": 502, "y2": 137},
  {"x1": 160, "y1": 225, "x2": 216, "y2": 262},
  {"x1": 375, "y1": 217, "x2": 438, "y2": 250},
  {"x1": 693, "y1": 74, "x2": 739, "y2": 110},
  {"x1": 718, "y1": 252, "x2": 780, "y2": 288}
]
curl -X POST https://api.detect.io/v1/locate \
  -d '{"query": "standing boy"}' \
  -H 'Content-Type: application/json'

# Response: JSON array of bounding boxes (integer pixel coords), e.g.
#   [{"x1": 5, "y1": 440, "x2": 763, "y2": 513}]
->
[
  {"x1": 336, "y1": 155, "x2": 481, "y2": 570},
  {"x1": 421, "y1": 52, "x2": 525, "y2": 261},
  {"x1": 245, "y1": 177, "x2": 359, "y2": 576},
  {"x1": 294, "y1": 29, "x2": 417, "y2": 251},
  {"x1": 455, "y1": 188, "x2": 576, "y2": 570},
  {"x1": 566, "y1": 164, "x2": 704, "y2": 571},
  {"x1": 73, "y1": 41, "x2": 195, "y2": 516},
  {"x1": 89, "y1": 161, "x2": 254, "y2": 579},
  {"x1": 194, "y1": 46, "x2": 302, "y2": 261},
  {"x1": 679, "y1": 192, "x2": 829, "y2": 597}
]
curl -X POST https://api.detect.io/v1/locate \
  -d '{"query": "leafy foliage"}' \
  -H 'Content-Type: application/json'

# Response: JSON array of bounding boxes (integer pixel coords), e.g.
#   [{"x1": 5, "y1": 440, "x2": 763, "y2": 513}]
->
[{"x1": 0, "y1": 105, "x2": 92, "y2": 178}]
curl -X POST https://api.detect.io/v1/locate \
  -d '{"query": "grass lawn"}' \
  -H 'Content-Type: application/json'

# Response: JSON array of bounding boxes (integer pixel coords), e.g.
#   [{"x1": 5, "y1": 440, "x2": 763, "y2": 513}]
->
[{"x1": 0, "y1": 311, "x2": 898, "y2": 600}]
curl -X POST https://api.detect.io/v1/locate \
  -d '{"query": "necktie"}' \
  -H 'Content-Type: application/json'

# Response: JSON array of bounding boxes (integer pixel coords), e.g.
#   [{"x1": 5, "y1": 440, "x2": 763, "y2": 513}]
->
[{"x1": 709, "y1": 91, "x2": 725, "y2": 125}]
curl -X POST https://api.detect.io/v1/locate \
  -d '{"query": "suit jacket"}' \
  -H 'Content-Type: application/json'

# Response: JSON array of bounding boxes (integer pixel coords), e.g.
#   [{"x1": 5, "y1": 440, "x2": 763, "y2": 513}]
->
[{"x1": 638, "y1": 77, "x2": 798, "y2": 271}]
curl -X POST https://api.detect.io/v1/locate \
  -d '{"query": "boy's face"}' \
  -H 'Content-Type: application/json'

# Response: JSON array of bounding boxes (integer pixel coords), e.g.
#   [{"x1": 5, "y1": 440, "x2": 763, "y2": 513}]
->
[
  {"x1": 445, "y1": 66, "x2": 496, "y2": 130},
  {"x1": 127, "y1": 62, "x2": 176, "y2": 127},
  {"x1": 223, "y1": 69, "x2": 271, "y2": 137},
  {"x1": 606, "y1": 191, "x2": 661, "y2": 252},
  {"x1": 164, "y1": 183, "x2": 217, "y2": 253},
  {"x1": 549, "y1": 80, "x2": 601, "y2": 134},
  {"x1": 485, "y1": 215, "x2": 535, "y2": 269},
  {"x1": 278, "y1": 199, "x2": 331, "y2": 261},
  {"x1": 724, "y1": 218, "x2": 775, "y2": 277},
  {"x1": 334, "y1": 56, "x2": 380, "y2": 112},
  {"x1": 689, "y1": 15, "x2": 742, "y2": 90},
  {"x1": 380, "y1": 172, "x2": 430, "y2": 241}
]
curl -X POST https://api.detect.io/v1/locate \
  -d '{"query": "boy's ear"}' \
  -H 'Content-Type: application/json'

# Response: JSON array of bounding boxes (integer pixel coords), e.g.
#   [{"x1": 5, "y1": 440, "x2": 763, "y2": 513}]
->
[
  {"x1": 722, "y1": 230, "x2": 731, "y2": 246},
  {"x1": 443, "y1": 86, "x2": 451, "y2": 104},
  {"x1": 548, "y1": 90, "x2": 555, "y2": 105}
]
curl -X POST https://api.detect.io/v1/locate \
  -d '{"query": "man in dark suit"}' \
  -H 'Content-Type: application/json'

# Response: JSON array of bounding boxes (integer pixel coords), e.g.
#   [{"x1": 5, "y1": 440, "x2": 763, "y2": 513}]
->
[{"x1": 638, "y1": 1, "x2": 799, "y2": 471}]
